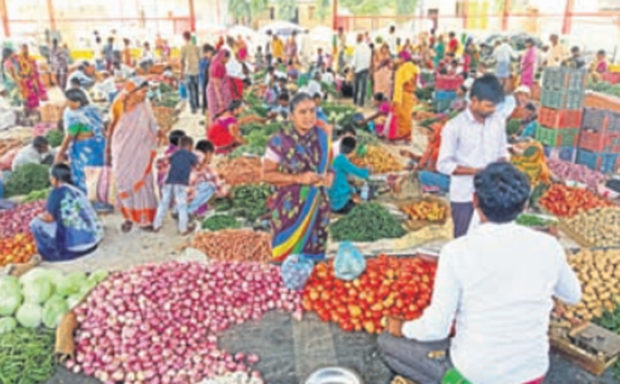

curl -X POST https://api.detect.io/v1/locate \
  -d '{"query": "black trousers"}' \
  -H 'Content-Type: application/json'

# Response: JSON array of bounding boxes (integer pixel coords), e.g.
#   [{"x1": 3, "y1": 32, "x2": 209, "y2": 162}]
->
[{"x1": 353, "y1": 69, "x2": 369, "y2": 107}]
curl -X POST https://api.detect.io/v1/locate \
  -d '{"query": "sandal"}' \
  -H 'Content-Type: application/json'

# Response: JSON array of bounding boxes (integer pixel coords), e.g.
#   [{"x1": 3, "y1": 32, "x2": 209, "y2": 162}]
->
[
  {"x1": 141, "y1": 225, "x2": 156, "y2": 232},
  {"x1": 180, "y1": 223, "x2": 196, "y2": 236},
  {"x1": 121, "y1": 221, "x2": 133, "y2": 233}
]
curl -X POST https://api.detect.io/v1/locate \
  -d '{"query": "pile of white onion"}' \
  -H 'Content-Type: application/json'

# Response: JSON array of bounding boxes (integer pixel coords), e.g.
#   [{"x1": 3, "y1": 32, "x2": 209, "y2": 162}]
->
[{"x1": 67, "y1": 261, "x2": 303, "y2": 384}]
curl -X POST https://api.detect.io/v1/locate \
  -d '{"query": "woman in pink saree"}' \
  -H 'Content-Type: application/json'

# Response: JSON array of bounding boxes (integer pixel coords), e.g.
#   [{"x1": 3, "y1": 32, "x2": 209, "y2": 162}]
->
[
  {"x1": 520, "y1": 38, "x2": 537, "y2": 87},
  {"x1": 4, "y1": 44, "x2": 48, "y2": 113},
  {"x1": 373, "y1": 43, "x2": 393, "y2": 99},
  {"x1": 206, "y1": 49, "x2": 233, "y2": 124},
  {"x1": 106, "y1": 77, "x2": 161, "y2": 232}
]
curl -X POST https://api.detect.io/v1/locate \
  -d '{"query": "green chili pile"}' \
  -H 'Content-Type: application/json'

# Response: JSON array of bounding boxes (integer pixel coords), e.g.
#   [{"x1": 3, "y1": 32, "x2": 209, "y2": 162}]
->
[
  {"x1": 330, "y1": 203, "x2": 406, "y2": 242},
  {"x1": 201, "y1": 214, "x2": 241, "y2": 231},
  {"x1": 0, "y1": 326, "x2": 57, "y2": 384}
]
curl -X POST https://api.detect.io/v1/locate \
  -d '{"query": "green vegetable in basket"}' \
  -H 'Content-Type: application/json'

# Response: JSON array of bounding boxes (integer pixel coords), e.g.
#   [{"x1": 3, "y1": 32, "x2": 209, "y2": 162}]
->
[
  {"x1": 330, "y1": 203, "x2": 406, "y2": 242},
  {"x1": 3, "y1": 163, "x2": 51, "y2": 197},
  {"x1": 201, "y1": 214, "x2": 241, "y2": 231}
]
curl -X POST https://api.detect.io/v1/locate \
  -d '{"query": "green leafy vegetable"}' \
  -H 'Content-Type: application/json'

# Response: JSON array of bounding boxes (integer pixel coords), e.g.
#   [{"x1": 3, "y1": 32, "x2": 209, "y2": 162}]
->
[
  {"x1": 594, "y1": 304, "x2": 620, "y2": 380},
  {"x1": 15, "y1": 303, "x2": 42, "y2": 328},
  {"x1": 516, "y1": 214, "x2": 555, "y2": 227},
  {"x1": 22, "y1": 188, "x2": 51, "y2": 203},
  {"x1": 201, "y1": 214, "x2": 241, "y2": 231},
  {"x1": 330, "y1": 203, "x2": 406, "y2": 242},
  {"x1": 45, "y1": 129, "x2": 65, "y2": 147},
  {"x1": 0, "y1": 326, "x2": 57, "y2": 383},
  {"x1": 0, "y1": 317, "x2": 16, "y2": 334},
  {"x1": 230, "y1": 184, "x2": 271, "y2": 223},
  {"x1": 3, "y1": 163, "x2": 51, "y2": 197}
]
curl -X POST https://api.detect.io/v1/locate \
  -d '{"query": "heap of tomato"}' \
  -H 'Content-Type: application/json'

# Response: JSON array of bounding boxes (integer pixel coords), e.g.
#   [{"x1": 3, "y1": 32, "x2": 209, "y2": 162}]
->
[
  {"x1": 303, "y1": 254, "x2": 436, "y2": 334},
  {"x1": 0, "y1": 233, "x2": 37, "y2": 267},
  {"x1": 539, "y1": 184, "x2": 613, "y2": 218}
]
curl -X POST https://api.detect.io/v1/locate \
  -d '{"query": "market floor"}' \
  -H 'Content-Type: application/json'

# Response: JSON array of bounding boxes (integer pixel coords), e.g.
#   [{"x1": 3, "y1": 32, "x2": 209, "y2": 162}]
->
[{"x1": 30, "y1": 100, "x2": 613, "y2": 384}]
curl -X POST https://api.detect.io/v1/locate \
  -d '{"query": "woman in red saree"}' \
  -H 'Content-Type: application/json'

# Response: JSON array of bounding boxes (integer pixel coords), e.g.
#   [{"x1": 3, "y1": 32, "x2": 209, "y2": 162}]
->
[
  {"x1": 106, "y1": 76, "x2": 161, "y2": 232},
  {"x1": 206, "y1": 49, "x2": 233, "y2": 124}
]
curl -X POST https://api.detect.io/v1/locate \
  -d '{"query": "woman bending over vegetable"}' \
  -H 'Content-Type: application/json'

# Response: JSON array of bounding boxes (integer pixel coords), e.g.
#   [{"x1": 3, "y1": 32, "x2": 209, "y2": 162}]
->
[
  {"x1": 29, "y1": 163, "x2": 103, "y2": 261},
  {"x1": 262, "y1": 92, "x2": 333, "y2": 262},
  {"x1": 207, "y1": 99, "x2": 266, "y2": 154}
]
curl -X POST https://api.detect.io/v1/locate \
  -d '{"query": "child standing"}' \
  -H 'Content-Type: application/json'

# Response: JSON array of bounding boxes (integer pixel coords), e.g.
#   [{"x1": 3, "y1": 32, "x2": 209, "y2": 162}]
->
[
  {"x1": 187, "y1": 140, "x2": 228, "y2": 217},
  {"x1": 154, "y1": 136, "x2": 198, "y2": 235},
  {"x1": 328, "y1": 137, "x2": 371, "y2": 214}
]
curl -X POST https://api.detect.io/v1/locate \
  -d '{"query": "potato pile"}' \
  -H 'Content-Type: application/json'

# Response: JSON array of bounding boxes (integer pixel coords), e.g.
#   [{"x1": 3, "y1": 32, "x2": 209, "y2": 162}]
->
[
  {"x1": 562, "y1": 207, "x2": 620, "y2": 247},
  {"x1": 351, "y1": 145, "x2": 403, "y2": 174},
  {"x1": 563, "y1": 249, "x2": 620, "y2": 322}
]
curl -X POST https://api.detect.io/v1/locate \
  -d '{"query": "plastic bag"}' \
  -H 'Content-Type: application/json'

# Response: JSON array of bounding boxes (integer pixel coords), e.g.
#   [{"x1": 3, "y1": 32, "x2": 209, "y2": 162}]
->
[
  {"x1": 334, "y1": 242, "x2": 366, "y2": 281},
  {"x1": 281, "y1": 254, "x2": 314, "y2": 291}
]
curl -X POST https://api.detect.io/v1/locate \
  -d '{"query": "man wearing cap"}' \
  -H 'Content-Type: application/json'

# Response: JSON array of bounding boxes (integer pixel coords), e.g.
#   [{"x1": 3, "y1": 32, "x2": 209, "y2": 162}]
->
[{"x1": 66, "y1": 62, "x2": 95, "y2": 91}]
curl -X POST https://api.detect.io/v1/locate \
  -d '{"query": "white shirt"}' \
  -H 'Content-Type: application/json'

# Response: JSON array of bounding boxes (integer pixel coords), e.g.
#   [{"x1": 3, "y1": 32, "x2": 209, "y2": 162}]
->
[
  {"x1": 353, "y1": 43, "x2": 371, "y2": 74},
  {"x1": 402, "y1": 223, "x2": 582, "y2": 384},
  {"x1": 437, "y1": 109, "x2": 509, "y2": 203},
  {"x1": 385, "y1": 33, "x2": 398, "y2": 54},
  {"x1": 496, "y1": 94, "x2": 516, "y2": 119},
  {"x1": 226, "y1": 58, "x2": 244, "y2": 80},
  {"x1": 12, "y1": 144, "x2": 56, "y2": 171},
  {"x1": 494, "y1": 42, "x2": 515, "y2": 63}
]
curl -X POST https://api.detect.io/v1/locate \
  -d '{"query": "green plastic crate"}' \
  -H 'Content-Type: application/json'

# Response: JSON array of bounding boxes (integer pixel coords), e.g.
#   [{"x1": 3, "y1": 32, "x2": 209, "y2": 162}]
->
[
  {"x1": 540, "y1": 88, "x2": 584, "y2": 110},
  {"x1": 541, "y1": 67, "x2": 586, "y2": 91},
  {"x1": 535, "y1": 126, "x2": 579, "y2": 147}
]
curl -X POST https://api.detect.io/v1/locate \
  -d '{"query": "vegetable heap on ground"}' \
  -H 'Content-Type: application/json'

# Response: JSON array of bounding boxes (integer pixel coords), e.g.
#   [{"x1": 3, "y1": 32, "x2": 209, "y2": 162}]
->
[
  {"x1": 351, "y1": 145, "x2": 403, "y2": 174},
  {"x1": 231, "y1": 122, "x2": 281, "y2": 158},
  {"x1": 303, "y1": 255, "x2": 436, "y2": 333},
  {"x1": 0, "y1": 200, "x2": 45, "y2": 239},
  {"x1": 22, "y1": 188, "x2": 51, "y2": 203},
  {"x1": 562, "y1": 207, "x2": 620, "y2": 247},
  {"x1": 3, "y1": 163, "x2": 51, "y2": 197},
  {"x1": 400, "y1": 200, "x2": 447, "y2": 222},
  {"x1": 192, "y1": 230, "x2": 272, "y2": 262},
  {"x1": 538, "y1": 184, "x2": 613, "y2": 217},
  {"x1": 201, "y1": 215, "x2": 241, "y2": 231},
  {"x1": 0, "y1": 233, "x2": 37, "y2": 267},
  {"x1": 230, "y1": 184, "x2": 271, "y2": 223},
  {"x1": 216, "y1": 156, "x2": 262, "y2": 186},
  {"x1": 586, "y1": 79, "x2": 620, "y2": 98},
  {"x1": 0, "y1": 268, "x2": 108, "y2": 330},
  {"x1": 547, "y1": 159, "x2": 606, "y2": 191},
  {"x1": 330, "y1": 203, "x2": 405, "y2": 242},
  {"x1": 68, "y1": 261, "x2": 302, "y2": 383},
  {"x1": 559, "y1": 249, "x2": 620, "y2": 322},
  {"x1": 0, "y1": 326, "x2": 57, "y2": 384}
]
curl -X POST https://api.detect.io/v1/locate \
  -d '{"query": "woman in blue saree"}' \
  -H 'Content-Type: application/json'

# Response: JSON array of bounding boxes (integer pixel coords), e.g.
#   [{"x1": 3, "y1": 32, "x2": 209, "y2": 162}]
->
[
  {"x1": 262, "y1": 93, "x2": 333, "y2": 262},
  {"x1": 55, "y1": 88, "x2": 106, "y2": 194},
  {"x1": 30, "y1": 164, "x2": 103, "y2": 261}
]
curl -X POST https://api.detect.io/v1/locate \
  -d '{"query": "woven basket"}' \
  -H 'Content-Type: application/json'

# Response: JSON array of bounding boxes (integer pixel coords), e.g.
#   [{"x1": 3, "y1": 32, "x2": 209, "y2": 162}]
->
[{"x1": 397, "y1": 195, "x2": 450, "y2": 232}]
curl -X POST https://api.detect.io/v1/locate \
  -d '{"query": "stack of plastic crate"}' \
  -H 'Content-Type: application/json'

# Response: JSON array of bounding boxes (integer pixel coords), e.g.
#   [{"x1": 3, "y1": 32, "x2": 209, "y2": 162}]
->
[
  {"x1": 433, "y1": 75, "x2": 463, "y2": 113},
  {"x1": 576, "y1": 108, "x2": 620, "y2": 173},
  {"x1": 536, "y1": 67, "x2": 586, "y2": 162}
]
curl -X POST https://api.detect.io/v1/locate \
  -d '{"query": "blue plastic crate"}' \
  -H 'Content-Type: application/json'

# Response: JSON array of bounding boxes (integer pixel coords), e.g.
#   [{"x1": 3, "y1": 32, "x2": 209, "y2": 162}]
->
[
  {"x1": 576, "y1": 149, "x2": 620, "y2": 173},
  {"x1": 543, "y1": 145, "x2": 575, "y2": 162},
  {"x1": 434, "y1": 90, "x2": 457, "y2": 101}
]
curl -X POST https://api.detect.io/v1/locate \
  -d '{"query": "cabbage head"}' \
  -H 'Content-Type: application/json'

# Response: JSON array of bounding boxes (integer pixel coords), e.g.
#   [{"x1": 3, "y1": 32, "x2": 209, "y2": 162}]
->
[
  {"x1": 15, "y1": 303, "x2": 43, "y2": 328},
  {"x1": 0, "y1": 276, "x2": 22, "y2": 316},
  {"x1": 22, "y1": 277, "x2": 53, "y2": 304},
  {"x1": 42, "y1": 295, "x2": 68, "y2": 328},
  {"x1": 55, "y1": 272, "x2": 87, "y2": 297},
  {"x1": 0, "y1": 317, "x2": 17, "y2": 334}
]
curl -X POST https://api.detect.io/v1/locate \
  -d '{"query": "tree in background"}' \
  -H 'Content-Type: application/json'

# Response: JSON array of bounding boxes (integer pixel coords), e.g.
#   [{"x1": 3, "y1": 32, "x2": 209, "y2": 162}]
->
[
  {"x1": 228, "y1": 0, "x2": 268, "y2": 25},
  {"x1": 396, "y1": 0, "x2": 418, "y2": 14},
  {"x1": 278, "y1": 0, "x2": 297, "y2": 21},
  {"x1": 315, "y1": 0, "x2": 331, "y2": 22}
]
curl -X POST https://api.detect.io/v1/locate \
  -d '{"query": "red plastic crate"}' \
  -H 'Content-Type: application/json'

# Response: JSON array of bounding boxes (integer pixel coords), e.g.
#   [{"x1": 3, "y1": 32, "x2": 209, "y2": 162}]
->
[
  {"x1": 538, "y1": 107, "x2": 582, "y2": 129},
  {"x1": 578, "y1": 129, "x2": 620, "y2": 153},
  {"x1": 435, "y1": 75, "x2": 463, "y2": 90}
]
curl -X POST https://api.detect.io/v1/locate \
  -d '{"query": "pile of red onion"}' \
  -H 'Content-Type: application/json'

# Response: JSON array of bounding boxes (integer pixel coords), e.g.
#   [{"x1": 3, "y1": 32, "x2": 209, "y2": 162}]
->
[
  {"x1": 68, "y1": 261, "x2": 303, "y2": 384},
  {"x1": 0, "y1": 201, "x2": 45, "y2": 239}
]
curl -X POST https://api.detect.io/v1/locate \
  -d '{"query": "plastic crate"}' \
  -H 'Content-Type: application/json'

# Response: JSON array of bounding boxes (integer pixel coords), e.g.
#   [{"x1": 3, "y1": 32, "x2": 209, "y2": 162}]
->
[
  {"x1": 540, "y1": 88, "x2": 584, "y2": 110},
  {"x1": 578, "y1": 129, "x2": 620, "y2": 153},
  {"x1": 435, "y1": 75, "x2": 463, "y2": 91},
  {"x1": 541, "y1": 67, "x2": 586, "y2": 91},
  {"x1": 538, "y1": 107, "x2": 582, "y2": 129},
  {"x1": 582, "y1": 108, "x2": 620, "y2": 133},
  {"x1": 535, "y1": 126, "x2": 579, "y2": 147},
  {"x1": 576, "y1": 149, "x2": 620, "y2": 174},
  {"x1": 434, "y1": 90, "x2": 457, "y2": 101},
  {"x1": 543, "y1": 145, "x2": 575, "y2": 162}
]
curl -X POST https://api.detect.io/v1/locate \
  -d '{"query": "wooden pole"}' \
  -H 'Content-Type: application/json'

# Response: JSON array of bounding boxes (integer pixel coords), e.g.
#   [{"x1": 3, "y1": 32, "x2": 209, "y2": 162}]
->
[
  {"x1": 332, "y1": 0, "x2": 338, "y2": 30},
  {"x1": 0, "y1": 0, "x2": 9, "y2": 38},
  {"x1": 562, "y1": 0, "x2": 574, "y2": 35},
  {"x1": 502, "y1": 0, "x2": 510, "y2": 31},
  {"x1": 47, "y1": 0, "x2": 56, "y2": 31},
  {"x1": 188, "y1": 0, "x2": 196, "y2": 32}
]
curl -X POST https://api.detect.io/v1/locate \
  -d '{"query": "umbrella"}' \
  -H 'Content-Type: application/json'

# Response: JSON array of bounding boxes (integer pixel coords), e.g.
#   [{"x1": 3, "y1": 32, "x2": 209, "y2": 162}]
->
[
  {"x1": 228, "y1": 25, "x2": 258, "y2": 38},
  {"x1": 308, "y1": 26, "x2": 333, "y2": 43},
  {"x1": 260, "y1": 21, "x2": 306, "y2": 37}
]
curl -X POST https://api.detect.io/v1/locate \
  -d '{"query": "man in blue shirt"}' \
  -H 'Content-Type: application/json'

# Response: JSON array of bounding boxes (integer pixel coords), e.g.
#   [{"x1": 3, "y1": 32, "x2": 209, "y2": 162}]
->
[
  {"x1": 328, "y1": 136, "x2": 371, "y2": 214},
  {"x1": 313, "y1": 93, "x2": 328, "y2": 123}
]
